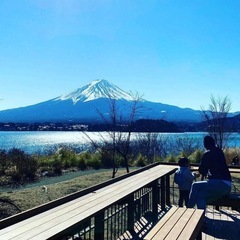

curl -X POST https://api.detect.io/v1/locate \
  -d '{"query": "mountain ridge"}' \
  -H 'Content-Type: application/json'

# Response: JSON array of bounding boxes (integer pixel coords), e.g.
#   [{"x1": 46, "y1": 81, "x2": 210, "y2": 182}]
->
[{"x1": 0, "y1": 79, "x2": 237, "y2": 123}]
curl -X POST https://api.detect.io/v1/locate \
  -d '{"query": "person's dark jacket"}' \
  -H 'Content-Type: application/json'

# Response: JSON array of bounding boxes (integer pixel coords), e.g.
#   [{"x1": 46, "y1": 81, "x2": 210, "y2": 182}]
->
[{"x1": 199, "y1": 146, "x2": 231, "y2": 181}]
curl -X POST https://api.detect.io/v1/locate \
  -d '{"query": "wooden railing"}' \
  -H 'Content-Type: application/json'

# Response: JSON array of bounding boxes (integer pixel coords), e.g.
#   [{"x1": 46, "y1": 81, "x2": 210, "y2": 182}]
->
[{"x1": 0, "y1": 163, "x2": 177, "y2": 240}]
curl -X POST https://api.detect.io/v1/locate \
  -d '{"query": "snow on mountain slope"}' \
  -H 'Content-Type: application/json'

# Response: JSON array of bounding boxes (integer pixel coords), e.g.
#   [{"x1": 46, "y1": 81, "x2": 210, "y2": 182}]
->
[{"x1": 55, "y1": 79, "x2": 135, "y2": 104}]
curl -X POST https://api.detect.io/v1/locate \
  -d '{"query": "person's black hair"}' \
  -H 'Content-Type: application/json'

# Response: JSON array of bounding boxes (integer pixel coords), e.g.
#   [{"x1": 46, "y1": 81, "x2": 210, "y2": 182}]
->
[
  {"x1": 204, "y1": 135, "x2": 215, "y2": 150},
  {"x1": 178, "y1": 157, "x2": 189, "y2": 167}
]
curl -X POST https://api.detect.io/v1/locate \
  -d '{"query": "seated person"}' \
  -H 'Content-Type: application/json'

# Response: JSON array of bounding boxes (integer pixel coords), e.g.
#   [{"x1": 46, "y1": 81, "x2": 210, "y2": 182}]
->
[{"x1": 188, "y1": 136, "x2": 232, "y2": 210}]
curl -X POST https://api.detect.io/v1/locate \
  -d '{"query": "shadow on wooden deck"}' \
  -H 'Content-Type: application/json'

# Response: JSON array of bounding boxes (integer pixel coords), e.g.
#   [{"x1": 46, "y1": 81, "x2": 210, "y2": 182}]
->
[
  {"x1": 203, "y1": 208, "x2": 240, "y2": 240},
  {"x1": 118, "y1": 207, "x2": 240, "y2": 240}
]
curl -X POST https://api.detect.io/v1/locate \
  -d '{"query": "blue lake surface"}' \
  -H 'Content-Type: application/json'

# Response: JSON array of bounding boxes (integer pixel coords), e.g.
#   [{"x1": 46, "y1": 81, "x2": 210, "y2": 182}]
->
[
  {"x1": 0, "y1": 131, "x2": 89, "y2": 154},
  {"x1": 0, "y1": 131, "x2": 239, "y2": 154}
]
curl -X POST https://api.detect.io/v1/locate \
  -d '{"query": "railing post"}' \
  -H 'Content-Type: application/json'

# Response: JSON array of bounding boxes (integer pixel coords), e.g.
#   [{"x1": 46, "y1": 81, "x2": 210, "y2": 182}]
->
[
  {"x1": 152, "y1": 180, "x2": 159, "y2": 223},
  {"x1": 166, "y1": 174, "x2": 171, "y2": 206},
  {"x1": 94, "y1": 211, "x2": 105, "y2": 240},
  {"x1": 127, "y1": 194, "x2": 135, "y2": 236},
  {"x1": 161, "y1": 177, "x2": 166, "y2": 210}
]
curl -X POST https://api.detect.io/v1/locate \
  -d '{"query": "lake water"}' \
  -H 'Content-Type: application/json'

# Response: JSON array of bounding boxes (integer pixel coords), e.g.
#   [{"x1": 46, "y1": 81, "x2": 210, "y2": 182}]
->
[
  {"x1": 0, "y1": 131, "x2": 91, "y2": 154},
  {"x1": 0, "y1": 131, "x2": 240, "y2": 154}
]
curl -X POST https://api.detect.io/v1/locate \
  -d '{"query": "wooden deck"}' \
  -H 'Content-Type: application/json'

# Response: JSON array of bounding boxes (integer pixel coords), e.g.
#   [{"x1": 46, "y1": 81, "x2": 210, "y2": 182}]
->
[
  {"x1": 202, "y1": 207, "x2": 240, "y2": 240},
  {"x1": 0, "y1": 165, "x2": 177, "y2": 239},
  {"x1": 0, "y1": 163, "x2": 239, "y2": 239},
  {"x1": 143, "y1": 206, "x2": 204, "y2": 240},
  {"x1": 119, "y1": 207, "x2": 240, "y2": 240}
]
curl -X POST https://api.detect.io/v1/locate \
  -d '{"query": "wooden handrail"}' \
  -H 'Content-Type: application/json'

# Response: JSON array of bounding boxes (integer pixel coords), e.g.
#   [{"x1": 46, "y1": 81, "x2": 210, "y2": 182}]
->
[{"x1": 0, "y1": 162, "x2": 173, "y2": 230}]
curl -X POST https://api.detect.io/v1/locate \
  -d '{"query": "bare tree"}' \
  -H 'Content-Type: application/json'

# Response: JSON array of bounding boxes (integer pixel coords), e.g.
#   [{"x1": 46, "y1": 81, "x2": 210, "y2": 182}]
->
[
  {"x1": 174, "y1": 135, "x2": 202, "y2": 156},
  {"x1": 134, "y1": 133, "x2": 172, "y2": 163},
  {"x1": 84, "y1": 92, "x2": 143, "y2": 178},
  {"x1": 118, "y1": 93, "x2": 144, "y2": 172},
  {"x1": 83, "y1": 97, "x2": 120, "y2": 178},
  {"x1": 201, "y1": 95, "x2": 232, "y2": 149},
  {"x1": 134, "y1": 133, "x2": 158, "y2": 164}
]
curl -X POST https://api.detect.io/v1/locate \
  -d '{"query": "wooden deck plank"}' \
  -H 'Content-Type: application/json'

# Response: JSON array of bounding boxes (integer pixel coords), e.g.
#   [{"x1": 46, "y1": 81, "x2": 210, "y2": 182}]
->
[
  {"x1": 150, "y1": 208, "x2": 186, "y2": 240},
  {"x1": 144, "y1": 206, "x2": 178, "y2": 240},
  {"x1": 153, "y1": 207, "x2": 185, "y2": 239},
  {"x1": 119, "y1": 203, "x2": 240, "y2": 240},
  {"x1": 178, "y1": 209, "x2": 204, "y2": 240},
  {"x1": 164, "y1": 208, "x2": 195, "y2": 240},
  {"x1": 144, "y1": 207, "x2": 204, "y2": 240}
]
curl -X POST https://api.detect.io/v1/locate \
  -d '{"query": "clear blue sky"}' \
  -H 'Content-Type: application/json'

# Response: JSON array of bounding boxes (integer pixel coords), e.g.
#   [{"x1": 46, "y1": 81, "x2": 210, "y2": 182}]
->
[{"x1": 1, "y1": 0, "x2": 240, "y2": 112}]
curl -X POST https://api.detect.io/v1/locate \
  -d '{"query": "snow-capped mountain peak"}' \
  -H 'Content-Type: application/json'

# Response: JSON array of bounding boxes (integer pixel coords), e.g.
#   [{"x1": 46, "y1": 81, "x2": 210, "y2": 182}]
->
[{"x1": 55, "y1": 79, "x2": 135, "y2": 104}]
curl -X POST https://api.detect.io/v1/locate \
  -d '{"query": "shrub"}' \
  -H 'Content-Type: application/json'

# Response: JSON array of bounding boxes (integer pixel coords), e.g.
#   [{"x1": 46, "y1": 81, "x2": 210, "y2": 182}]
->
[
  {"x1": 100, "y1": 148, "x2": 114, "y2": 168},
  {"x1": 0, "y1": 149, "x2": 8, "y2": 175},
  {"x1": 10, "y1": 172, "x2": 22, "y2": 186},
  {"x1": 87, "y1": 156, "x2": 101, "y2": 170},
  {"x1": 37, "y1": 155, "x2": 51, "y2": 168},
  {"x1": 79, "y1": 151, "x2": 92, "y2": 160},
  {"x1": 78, "y1": 151, "x2": 93, "y2": 170},
  {"x1": 52, "y1": 158, "x2": 62, "y2": 175},
  {"x1": 134, "y1": 154, "x2": 147, "y2": 167},
  {"x1": 165, "y1": 154, "x2": 177, "y2": 163},
  {"x1": 189, "y1": 149, "x2": 204, "y2": 163},
  {"x1": 7, "y1": 148, "x2": 38, "y2": 182},
  {"x1": 7, "y1": 148, "x2": 25, "y2": 175},
  {"x1": 154, "y1": 156, "x2": 164, "y2": 162},
  {"x1": 23, "y1": 155, "x2": 39, "y2": 181},
  {"x1": 77, "y1": 158, "x2": 87, "y2": 170},
  {"x1": 56, "y1": 147, "x2": 78, "y2": 168}
]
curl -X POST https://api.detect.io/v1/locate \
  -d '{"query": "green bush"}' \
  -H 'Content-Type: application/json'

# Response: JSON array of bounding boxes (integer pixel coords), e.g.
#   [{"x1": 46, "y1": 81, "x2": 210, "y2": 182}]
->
[
  {"x1": 23, "y1": 155, "x2": 39, "y2": 180},
  {"x1": 8, "y1": 148, "x2": 25, "y2": 175},
  {"x1": 52, "y1": 158, "x2": 62, "y2": 175},
  {"x1": 6, "y1": 148, "x2": 38, "y2": 184},
  {"x1": 37, "y1": 155, "x2": 51, "y2": 168},
  {"x1": 100, "y1": 148, "x2": 114, "y2": 168},
  {"x1": 189, "y1": 149, "x2": 204, "y2": 163},
  {"x1": 134, "y1": 154, "x2": 147, "y2": 167},
  {"x1": 87, "y1": 156, "x2": 101, "y2": 170},
  {"x1": 55, "y1": 147, "x2": 77, "y2": 168},
  {"x1": 77, "y1": 158, "x2": 87, "y2": 170},
  {"x1": 79, "y1": 151, "x2": 92, "y2": 161},
  {"x1": 153, "y1": 156, "x2": 164, "y2": 162},
  {"x1": 165, "y1": 154, "x2": 177, "y2": 163}
]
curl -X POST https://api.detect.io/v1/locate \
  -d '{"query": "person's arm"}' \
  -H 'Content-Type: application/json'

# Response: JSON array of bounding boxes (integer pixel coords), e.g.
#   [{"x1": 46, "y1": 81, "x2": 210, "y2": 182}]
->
[
  {"x1": 198, "y1": 153, "x2": 209, "y2": 179},
  {"x1": 184, "y1": 169, "x2": 196, "y2": 181}
]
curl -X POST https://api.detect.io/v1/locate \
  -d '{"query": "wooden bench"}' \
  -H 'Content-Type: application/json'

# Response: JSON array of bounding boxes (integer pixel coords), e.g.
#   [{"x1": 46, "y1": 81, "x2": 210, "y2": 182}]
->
[
  {"x1": 208, "y1": 193, "x2": 240, "y2": 211},
  {"x1": 144, "y1": 206, "x2": 204, "y2": 240}
]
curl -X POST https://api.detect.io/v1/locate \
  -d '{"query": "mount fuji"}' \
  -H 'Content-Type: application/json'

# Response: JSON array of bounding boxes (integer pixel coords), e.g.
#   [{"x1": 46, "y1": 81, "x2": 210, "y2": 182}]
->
[
  {"x1": 55, "y1": 79, "x2": 134, "y2": 103},
  {"x1": 0, "y1": 79, "x2": 203, "y2": 123}
]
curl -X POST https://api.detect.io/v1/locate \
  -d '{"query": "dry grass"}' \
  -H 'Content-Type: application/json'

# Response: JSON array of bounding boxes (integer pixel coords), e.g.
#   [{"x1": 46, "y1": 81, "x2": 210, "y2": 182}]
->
[{"x1": 0, "y1": 169, "x2": 127, "y2": 212}]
